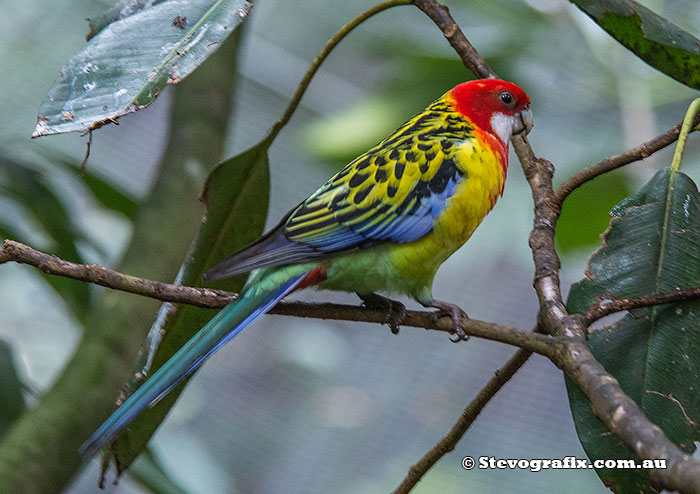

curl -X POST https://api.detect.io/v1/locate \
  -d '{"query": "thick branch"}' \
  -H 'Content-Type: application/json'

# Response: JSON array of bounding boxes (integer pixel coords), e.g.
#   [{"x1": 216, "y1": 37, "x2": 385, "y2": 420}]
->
[
  {"x1": 0, "y1": 239, "x2": 553, "y2": 355},
  {"x1": 393, "y1": 348, "x2": 533, "y2": 494},
  {"x1": 554, "y1": 325, "x2": 700, "y2": 494},
  {"x1": 553, "y1": 118, "x2": 700, "y2": 206},
  {"x1": 583, "y1": 287, "x2": 700, "y2": 325},
  {"x1": 515, "y1": 147, "x2": 568, "y2": 331}
]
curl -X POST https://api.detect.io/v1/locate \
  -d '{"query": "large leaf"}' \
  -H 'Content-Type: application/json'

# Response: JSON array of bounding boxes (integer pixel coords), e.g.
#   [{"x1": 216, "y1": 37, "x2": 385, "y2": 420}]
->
[
  {"x1": 566, "y1": 167, "x2": 700, "y2": 493},
  {"x1": 107, "y1": 137, "x2": 271, "y2": 473},
  {"x1": 0, "y1": 340, "x2": 26, "y2": 439},
  {"x1": 571, "y1": 0, "x2": 700, "y2": 89},
  {"x1": 33, "y1": 0, "x2": 252, "y2": 137}
]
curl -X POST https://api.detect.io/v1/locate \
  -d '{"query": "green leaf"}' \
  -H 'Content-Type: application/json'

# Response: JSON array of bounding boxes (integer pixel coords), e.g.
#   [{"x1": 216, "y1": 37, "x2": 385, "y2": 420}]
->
[
  {"x1": 571, "y1": 0, "x2": 700, "y2": 89},
  {"x1": 128, "y1": 447, "x2": 191, "y2": 494},
  {"x1": 566, "y1": 167, "x2": 700, "y2": 493},
  {"x1": 0, "y1": 340, "x2": 26, "y2": 440},
  {"x1": 82, "y1": 173, "x2": 140, "y2": 220},
  {"x1": 33, "y1": 0, "x2": 252, "y2": 137},
  {"x1": 107, "y1": 137, "x2": 271, "y2": 473}
]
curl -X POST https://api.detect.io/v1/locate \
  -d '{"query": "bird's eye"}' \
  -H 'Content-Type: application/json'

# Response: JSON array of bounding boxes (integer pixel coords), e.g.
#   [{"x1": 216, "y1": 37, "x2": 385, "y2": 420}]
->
[{"x1": 499, "y1": 91, "x2": 514, "y2": 106}]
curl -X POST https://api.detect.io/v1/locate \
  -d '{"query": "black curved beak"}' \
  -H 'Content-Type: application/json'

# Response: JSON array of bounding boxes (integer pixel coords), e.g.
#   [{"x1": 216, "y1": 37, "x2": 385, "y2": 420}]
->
[{"x1": 513, "y1": 106, "x2": 534, "y2": 136}]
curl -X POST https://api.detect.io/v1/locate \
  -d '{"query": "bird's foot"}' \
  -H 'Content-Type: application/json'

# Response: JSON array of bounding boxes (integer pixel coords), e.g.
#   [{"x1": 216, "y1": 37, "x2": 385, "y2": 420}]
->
[
  {"x1": 358, "y1": 292, "x2": 406, "y2": 334},
  {"x1": 421, "y1": 299, "x2": 469, "y2": 343}
]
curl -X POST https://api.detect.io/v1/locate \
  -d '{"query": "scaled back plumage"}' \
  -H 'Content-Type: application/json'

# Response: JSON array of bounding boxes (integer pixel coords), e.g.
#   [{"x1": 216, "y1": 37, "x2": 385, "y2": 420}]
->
[{"x1": 204, "y1": 79, "x2": 531, "y2": 282}]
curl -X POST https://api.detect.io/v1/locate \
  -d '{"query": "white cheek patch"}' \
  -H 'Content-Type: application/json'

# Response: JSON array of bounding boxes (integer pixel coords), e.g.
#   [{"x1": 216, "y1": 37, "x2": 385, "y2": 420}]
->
[{"x1": 490, "y1": 112, "x2": 515, "y2": 144}]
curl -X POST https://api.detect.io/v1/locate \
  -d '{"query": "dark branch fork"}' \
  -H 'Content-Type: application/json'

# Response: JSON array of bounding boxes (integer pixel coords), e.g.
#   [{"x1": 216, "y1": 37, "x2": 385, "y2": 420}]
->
[{"x1": 1, "y1": 0, "x2": 700, "y2": 492}]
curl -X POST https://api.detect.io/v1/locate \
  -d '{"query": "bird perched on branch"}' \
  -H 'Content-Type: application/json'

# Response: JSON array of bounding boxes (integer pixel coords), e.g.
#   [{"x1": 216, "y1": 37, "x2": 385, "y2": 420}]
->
[{"x1": 81, "y1": 78, "x2": 532, "y2": 457}]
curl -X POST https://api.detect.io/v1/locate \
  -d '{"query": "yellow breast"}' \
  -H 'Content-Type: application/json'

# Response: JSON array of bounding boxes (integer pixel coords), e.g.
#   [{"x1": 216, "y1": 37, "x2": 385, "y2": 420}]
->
[{"x1": 389, "y1": 129, "x2": 506, "y2": 280}]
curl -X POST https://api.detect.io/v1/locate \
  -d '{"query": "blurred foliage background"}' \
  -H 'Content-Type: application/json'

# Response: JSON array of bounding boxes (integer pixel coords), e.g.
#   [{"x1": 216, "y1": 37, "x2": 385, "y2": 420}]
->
[{"x1": 0, "y1": 0, "x2": 698, "y2": 492}]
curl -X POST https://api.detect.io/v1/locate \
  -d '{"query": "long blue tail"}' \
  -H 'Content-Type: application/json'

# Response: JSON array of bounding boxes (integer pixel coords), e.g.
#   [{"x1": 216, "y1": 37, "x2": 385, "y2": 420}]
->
[{"x1": 80, "y1": 270, "x2": 308, "y2": 458}]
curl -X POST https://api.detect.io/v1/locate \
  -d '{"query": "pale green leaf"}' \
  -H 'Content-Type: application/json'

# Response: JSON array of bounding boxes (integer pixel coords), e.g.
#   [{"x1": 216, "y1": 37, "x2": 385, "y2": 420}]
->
[{"x1": 34, "y1": 0, "x2": 251, "y2": 137}]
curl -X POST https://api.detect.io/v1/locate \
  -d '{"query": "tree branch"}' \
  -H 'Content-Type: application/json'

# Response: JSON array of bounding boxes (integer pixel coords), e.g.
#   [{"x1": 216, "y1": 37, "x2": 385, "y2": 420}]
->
[
  {"x1": 517, "y1": 150, "x2": 569, "y2": 331},
  {"x1": 411, "y1": 1, "x2": 700, "y2": 493},
  {"x1": 393, "y1": 347, "x2": 534, "y2": 494},
  {"x1": 0, "y1": 239, "x2": 553, "y2": 355},
  {"x1": 583, "y1": 286, "x2": 700, "y2": 325},
  {"x1": 411, "y1": 0, "x2": 494, "y2": 79},
  {"x1": 553, "y1": 117, "x2": 700, "y2": 207},
  {"x1": 1, "y1": 239, "x2": 234, "y2": 308}
]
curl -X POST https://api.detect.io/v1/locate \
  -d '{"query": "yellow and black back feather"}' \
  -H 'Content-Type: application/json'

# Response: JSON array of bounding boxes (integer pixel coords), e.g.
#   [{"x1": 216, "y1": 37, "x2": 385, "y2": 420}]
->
[{"x1": 204, "y1": 98, "x2": 474, "y2": 281}]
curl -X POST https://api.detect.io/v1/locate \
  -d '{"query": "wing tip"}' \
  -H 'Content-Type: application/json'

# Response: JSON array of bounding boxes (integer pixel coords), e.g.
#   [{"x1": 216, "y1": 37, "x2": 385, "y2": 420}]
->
[
  {"x1": 78, "y1": 439, "x2": 97, "y2": 458},
  {"x1": 79, "y1": 425, "x2": 114, "y2": 459},
  {"x1": 202, "y1": 230, "x2": 303, "y2": 284},
  {"x1": 202, "y1": 263, "x2": 240, "y2": 283}
]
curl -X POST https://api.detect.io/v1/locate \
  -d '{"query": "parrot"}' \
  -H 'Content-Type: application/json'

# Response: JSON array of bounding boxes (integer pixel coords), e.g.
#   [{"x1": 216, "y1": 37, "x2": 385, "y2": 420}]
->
[{"x1": 80, "y1": 78, "x2": 532, "y2": 457}]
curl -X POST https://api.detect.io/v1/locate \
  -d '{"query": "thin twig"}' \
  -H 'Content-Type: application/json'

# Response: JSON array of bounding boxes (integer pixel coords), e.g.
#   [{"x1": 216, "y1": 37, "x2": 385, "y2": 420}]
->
[
  {"x1": 671, "y1": 99, "x2": 700, "y2": 172},
  {"x1": 553, "y1": 117, "x2": 700, "y2": 207},
  {"x1": 393, "y1": 348, "x2": 533, "y2": 494},
  {"x1": 268, "y1": 0, "x2": 411, "y2": 140},
  {"x1": 0, "y1": 239, "x2": 553, "y2": 355},
  {"x1": 80, "y1": 130, "x2": 93, "y2": 176},
  {"x1": 1, "y1": 239, "x2": 233, "y2": 307},
  {"x1": 583, "y1": 287, "x2": 700, "y2": 325}
]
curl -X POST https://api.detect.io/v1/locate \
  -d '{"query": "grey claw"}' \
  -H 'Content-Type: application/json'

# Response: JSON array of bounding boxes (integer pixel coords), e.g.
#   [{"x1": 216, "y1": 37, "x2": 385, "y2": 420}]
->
[
  {"x1": 419, "y1": 299, "x2": 469, "y2": 343},
  {"x1": 358, "y1": 293, "x2": 406, "y2": 335}
]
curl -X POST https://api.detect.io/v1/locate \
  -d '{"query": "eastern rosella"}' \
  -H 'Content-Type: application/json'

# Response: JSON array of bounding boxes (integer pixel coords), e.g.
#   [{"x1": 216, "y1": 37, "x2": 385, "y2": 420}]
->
[{"x1": 81, "y1": 78, "x2": 532, "y2": 457}]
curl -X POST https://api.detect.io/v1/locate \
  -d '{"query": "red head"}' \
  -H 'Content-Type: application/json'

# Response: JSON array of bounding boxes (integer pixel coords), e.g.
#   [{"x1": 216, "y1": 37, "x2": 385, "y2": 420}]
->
[{"x1": 449, "y1": 79, "x2": 532, "y2": 146}]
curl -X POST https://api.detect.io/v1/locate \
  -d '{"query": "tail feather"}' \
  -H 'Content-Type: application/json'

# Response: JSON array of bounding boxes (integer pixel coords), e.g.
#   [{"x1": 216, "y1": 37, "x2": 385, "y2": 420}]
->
[{"x1": 80, "y1": 270, "x2": 308, "y2": 458}]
